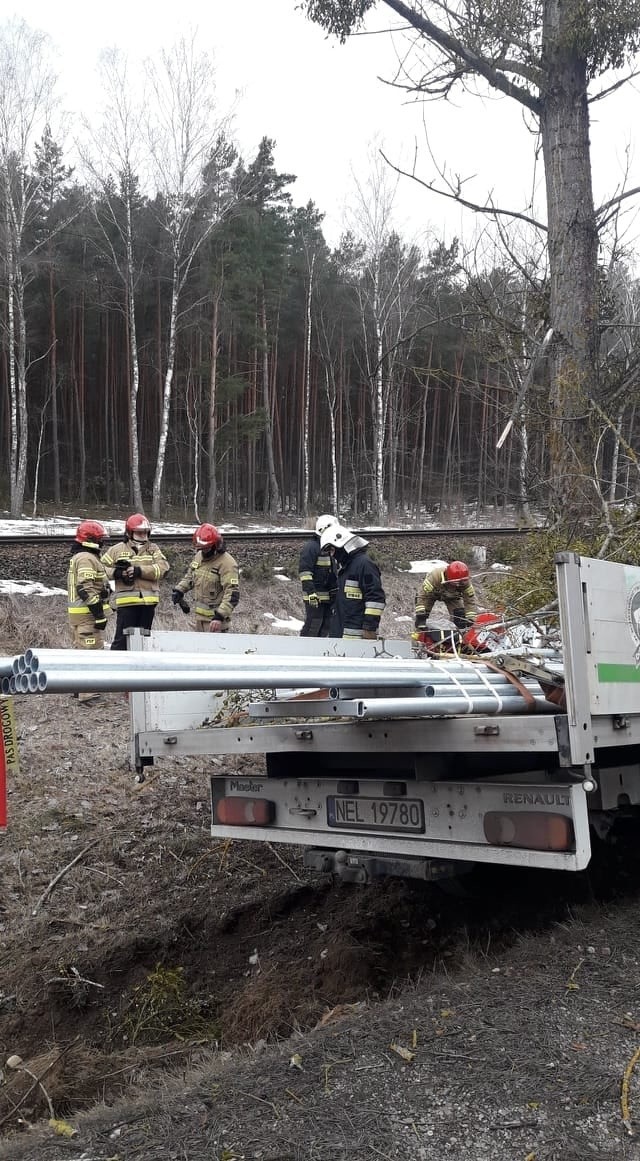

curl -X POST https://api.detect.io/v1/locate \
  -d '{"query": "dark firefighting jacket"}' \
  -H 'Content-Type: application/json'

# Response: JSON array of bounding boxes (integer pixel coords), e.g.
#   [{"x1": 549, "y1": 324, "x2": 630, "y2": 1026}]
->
[
  {"x1": 101, "y1": 540, "x2": 169, "y2": 609},
  {"x1": 298, "y1": 535, "x2": 336, "y2": 607},
  {"x1": 415, "y1": 567, "x2": 478, "y2": 625},
  {"x1": 174, "y1": 547, "x2": 240, "y2": 625},
  {"x1": 330, "y1": 547, "x2": 386, "y2": 639}
]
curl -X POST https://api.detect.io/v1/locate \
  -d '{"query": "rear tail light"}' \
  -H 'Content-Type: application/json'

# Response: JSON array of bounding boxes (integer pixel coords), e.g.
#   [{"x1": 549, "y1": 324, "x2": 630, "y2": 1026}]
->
[
  {"x1": 215, "y1": 797, "x2": 275, "y2": 826},
  {"x1": 483, "y1": 811, "x2": 573, "y2": 851}
]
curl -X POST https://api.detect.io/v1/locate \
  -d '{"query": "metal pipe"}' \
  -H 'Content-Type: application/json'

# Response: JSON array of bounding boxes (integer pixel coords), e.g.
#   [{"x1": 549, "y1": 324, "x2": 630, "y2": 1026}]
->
[
  {"x1": 26, "y1": 664, "x2": 553, "y2": 700},
  {"x1": 0, "y1": 657, "x2": 19, "y2": 678},
  {"x1": 356, "y1": 696, "x2": 555, "y2": 718},
  {"x1": 29, "y1": 667, "x2": 425, "y2": 693},
  {"x1": 21, "y1": 650, "x2": 564, "y2": 685}
]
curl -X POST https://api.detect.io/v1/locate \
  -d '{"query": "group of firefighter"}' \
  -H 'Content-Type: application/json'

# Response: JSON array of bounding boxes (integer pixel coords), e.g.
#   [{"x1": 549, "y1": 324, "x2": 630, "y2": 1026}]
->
[{"x1": 67, "y1": 513, "x2": 478, "y2": 702}]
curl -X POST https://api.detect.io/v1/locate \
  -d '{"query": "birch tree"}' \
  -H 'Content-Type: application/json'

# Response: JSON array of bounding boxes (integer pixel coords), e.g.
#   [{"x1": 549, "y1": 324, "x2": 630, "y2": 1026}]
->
[
  {"x1": 349, "y1": 155, "x2": 423, "y2": 517},
  {"x1": 302, "y1": 0, "x2": 640, "y2": 521},
  {"x1": 82, "y1": 47, "x2": 146, "y2": 511},
  {"x1": 0, "y1": 19, "x2": 57, "y2": 516},
  {"x1": 145, "y1": 34, "x2": 235, "y2": 519}
]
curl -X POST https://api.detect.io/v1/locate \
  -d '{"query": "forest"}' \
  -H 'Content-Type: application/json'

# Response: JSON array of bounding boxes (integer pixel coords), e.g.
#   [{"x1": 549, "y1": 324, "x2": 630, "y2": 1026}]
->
[{"x1": 2, "y1": 9, "x2": 640, "y2": 526}]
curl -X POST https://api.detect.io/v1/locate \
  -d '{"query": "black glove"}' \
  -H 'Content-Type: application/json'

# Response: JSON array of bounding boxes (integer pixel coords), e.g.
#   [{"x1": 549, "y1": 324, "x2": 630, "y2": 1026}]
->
[
  {"x1": 88, "y1": 602, "x2": 107, "y2": 631},
  {"x1": 179, "y1": 598, "x2": 190, "y2": 614},
  {"x1": 172, "y1": 589, "x2": 184, "y2": 605},
  {"x1": 131, "y1": 565, "x2": 142, "y2": 578},
  {"x1": 453, "y1": 612, "x2": 472, "y2": 630},
  {"x1": 414, "y1": 616, "x2": 427, "y2": 632},
  {"x1": 113, "y1": 562, "x2": 128, "y2": 581}
]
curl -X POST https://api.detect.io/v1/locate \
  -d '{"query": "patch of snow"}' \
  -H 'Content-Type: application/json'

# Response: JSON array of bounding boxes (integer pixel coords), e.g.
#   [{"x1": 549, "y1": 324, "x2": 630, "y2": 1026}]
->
[
  {"x1": 406, "y1": 559, "x2": 447, "y2": 574},
  {"x1": 274, "y1": 572, "x2": 290, "y2": 581},
  {"x1": 0, "y1": 580, "x2": 66, "y2": 597},
  {"x1": 491, "y1": 563, "x2": 512, "y2": 572},
  {"x1": 263, "y1": 612, "x2": 303, "y2": 632}
]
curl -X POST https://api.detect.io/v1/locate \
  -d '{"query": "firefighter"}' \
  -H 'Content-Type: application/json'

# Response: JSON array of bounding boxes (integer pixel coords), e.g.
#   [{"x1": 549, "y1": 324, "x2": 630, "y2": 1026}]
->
[
  {"x1": 67, "y1": 519, "x2": 112, "y2": 703},
  {"x1": 298, "y1": 514, "x2": 338, "y2": 637},
  {"x1": 415, "y1": 560, "x2": 478, "y2": 632},
  {"x1": 319, "y1": 523, "x2": 385, "y2": 640},
  {"x1": 101, "y1": 513, "x2": 170, "y2": 651},
  {"x1": 172, "y1": 524, "x2": 240, "y2": 632}
]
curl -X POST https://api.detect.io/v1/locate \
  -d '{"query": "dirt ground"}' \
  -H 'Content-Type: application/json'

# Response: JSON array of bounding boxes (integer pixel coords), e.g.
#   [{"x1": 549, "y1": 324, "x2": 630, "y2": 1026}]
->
[{"x1": 1, "y1": 562, "x2": 640, "y2": 1159}]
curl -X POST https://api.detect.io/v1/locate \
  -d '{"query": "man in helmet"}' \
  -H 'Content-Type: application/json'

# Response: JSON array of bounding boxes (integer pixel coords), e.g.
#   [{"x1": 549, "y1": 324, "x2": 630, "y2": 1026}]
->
[
  {"x1": 298, "y1": 514, "x2": 338, "y2": 637},
  {"x1": 319, "y1": 524, "x2": 385, "y2": 640},
  {"x1": 101, "y1": 514, "x2": 170, "y2": 651},
  {"x1": 171, "y1": 524, "x2": 240, "y2": 632},
  {"x1": 67, "y1": 520, "x2": 112, "y2": 703},
  {"x1": 415, "y1": 560, "x2": 479, "y2": 633}
]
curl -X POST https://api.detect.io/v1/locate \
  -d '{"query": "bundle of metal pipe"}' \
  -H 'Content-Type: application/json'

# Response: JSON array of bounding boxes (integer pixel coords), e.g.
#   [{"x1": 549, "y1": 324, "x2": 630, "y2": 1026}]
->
[{"x1": 2, "y1": 648, "x2": 563, "y2": 719}]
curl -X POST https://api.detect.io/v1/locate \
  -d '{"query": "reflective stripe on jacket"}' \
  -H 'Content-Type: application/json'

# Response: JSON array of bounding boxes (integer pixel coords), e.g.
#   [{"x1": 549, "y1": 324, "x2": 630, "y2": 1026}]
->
[
  {"x1": 330, "y1": 548, "x2": 385, "y2": 638},
  {"x1": 67, "y1": 550, "x2": 110, "y2": 617},
  {"x1": 415, "y1": 568, "x2": 478, "y2": 620},
  {"x1": 102, "y1": 541, "x2": 170, "y2": 608},
  {"x1": 175, "y1": 549, "x2": 240, "y2": 622},
  {"x1": 298, "y1": 535, "x2": 336, "y2": 604}
]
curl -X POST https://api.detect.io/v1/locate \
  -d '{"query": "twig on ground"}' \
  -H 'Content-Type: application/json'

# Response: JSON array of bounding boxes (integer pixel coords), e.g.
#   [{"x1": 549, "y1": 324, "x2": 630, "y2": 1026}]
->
[
  {"x1": 267, "y1": 842, "x2": 304, "y2": 883},
  {"x1": 19, "y1": 1066, "x2": 55, "y2": 1119},
  {"x1": 31, "y1": 839, "x2": 100, "y2": 916},
  {"x1": 218, "y1": 837, "x2": 233, "y2": 870},
  {"x1": 621, "y1": 1044, "x2": 640, "y2": 1135},
  {"x1": 234, "y1": 1088, "x2": 280, "y2": 1119},
  {"x1": 134, "y1": 769, "x2": 161, "y2": 793},
  {"x1": 0, "y1": 1039, "x2": 79, "y2": 1129}
]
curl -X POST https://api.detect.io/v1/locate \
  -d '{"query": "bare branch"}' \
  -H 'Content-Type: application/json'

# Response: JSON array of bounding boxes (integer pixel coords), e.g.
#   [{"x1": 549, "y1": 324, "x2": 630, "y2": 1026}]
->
[
  {"x1": 379, "y1": 148, "x2": 547, "y2": 230},
  {"x1": 380, "y1": 0, "x2": 542, "y2": 113}
]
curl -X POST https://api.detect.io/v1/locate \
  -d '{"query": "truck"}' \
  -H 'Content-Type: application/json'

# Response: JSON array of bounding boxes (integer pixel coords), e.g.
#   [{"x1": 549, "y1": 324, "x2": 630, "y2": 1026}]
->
[{"x1": 125, "y1": 552, "x2": 640, "y2": 883}]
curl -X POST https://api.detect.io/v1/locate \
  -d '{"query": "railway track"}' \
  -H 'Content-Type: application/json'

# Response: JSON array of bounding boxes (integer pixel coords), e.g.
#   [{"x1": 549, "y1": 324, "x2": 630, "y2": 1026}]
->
[{"x1": 0, "y1": 525, "x2": 535, "y2": 547}]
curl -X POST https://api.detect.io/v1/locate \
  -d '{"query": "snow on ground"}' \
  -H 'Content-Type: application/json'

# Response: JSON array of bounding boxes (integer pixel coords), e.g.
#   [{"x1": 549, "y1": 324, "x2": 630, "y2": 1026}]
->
[
  {"x1": 405, "y1": 558, "x2": 447, "y2": 574},
  {"x1": 0, "y1": 580, "x2": 67, "y2": 596},
  {"x1": 263, "y1": 612, "x2": 303, "y2": 632}
]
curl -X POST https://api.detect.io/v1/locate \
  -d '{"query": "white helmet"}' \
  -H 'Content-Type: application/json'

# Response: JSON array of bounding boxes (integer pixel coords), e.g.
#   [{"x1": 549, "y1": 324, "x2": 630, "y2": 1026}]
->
[
  {"x1": 319, "y1": 523, "x2": 368, "y2": 554},
  {"x1": 315, "y1": 513, "x2": 338, "y2": 537}
]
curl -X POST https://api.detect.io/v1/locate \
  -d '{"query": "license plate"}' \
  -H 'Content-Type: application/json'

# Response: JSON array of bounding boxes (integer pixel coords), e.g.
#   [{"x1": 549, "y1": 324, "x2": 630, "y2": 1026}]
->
[{"x1": 327, "y1": 796, "x2": 425, "y2": 834}]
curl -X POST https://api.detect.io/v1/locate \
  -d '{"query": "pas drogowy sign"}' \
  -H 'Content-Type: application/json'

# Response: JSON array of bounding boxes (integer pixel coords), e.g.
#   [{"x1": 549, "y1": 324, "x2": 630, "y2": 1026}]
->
[{"x1": 0, "y1": 695, "x2": 19, "y2": 831}]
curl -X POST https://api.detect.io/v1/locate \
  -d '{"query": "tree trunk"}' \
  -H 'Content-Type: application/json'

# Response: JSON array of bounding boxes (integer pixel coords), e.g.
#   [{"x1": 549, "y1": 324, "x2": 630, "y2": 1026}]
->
[
  {"x1": 126, "y1": 200, "x2": 144, "y2": 512},
  {"x1": 541, "y1": 0, "x2": 599, "y2": 518},
  {"x1": 152, "y1": 262, "x2": 179, "y2": 520},
  {"x1": 206, "y1": 291, "x2": 220, "y2": 519},
  {"x1": 260, "y1": 291, "x2": 281, "y2": 514},
  {"x1": 49, "y1": 263, "x2": 60, "y2": 504}
]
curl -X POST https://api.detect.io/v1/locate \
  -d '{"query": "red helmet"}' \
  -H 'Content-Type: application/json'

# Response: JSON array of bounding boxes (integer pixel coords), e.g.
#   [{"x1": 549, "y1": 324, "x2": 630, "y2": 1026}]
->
[
  {"x1": 445, "y1": 560, "x2": 470, "y2": 583},
  {"x1": 193, "y1": 523, "x2": 222, "y2": 552},
  {"x1": 75, "y1": 519, "x2": 107, "y2": 550},
  {"x1": 125, "y1": 513, "x2": 151, "y2": 539}
]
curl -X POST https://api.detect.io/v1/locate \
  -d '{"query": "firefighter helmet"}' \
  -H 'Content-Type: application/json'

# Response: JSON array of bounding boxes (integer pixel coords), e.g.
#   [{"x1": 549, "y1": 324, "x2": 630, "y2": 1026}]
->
[
  {"x1": 315, "y1": 513, "x2": 338, "y2": 537},
  {"x1": 445, "y1": 560, "x2": 470, "y2": 583},
  {"x1": 125, "y1": 513, "x2": 151, "y2": 540},
  {"x1": 75, "y1": 519, "x2": 107, "y2": 550},
  {"x1": 319, "y1": 523, "x2": 368, "y2": 554},
  {"x1": 193, "y1": 523, "x2": 223, "y2": 552}
]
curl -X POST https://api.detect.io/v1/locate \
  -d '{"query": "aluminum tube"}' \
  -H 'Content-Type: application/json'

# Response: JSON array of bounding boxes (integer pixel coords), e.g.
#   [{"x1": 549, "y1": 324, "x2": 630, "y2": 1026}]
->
[
  {"x1": 423, "y1": 683, "x2": 538, "y2": 699},
  {"x1": 33, "y1": 667, "x2": 428, "y2": 693},
  {"x1": 356, "y1": 696, "x2": 555, "y2": 718},
  {"x1": 23, "y1": 650, "x2": 564, "y2": 686},
  {"x1": 26, "y1": 659, "x2": 472, "y2": 689},
  {"x1": 32, "y1": 665, "x2": 556, "y2": 698},
  {"x1": 0, "y1": 657, "x2": 18, "y2": 678}
]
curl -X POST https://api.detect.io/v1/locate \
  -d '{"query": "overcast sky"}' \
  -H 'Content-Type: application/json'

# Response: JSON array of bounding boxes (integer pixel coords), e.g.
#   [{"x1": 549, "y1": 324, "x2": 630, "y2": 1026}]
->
[{"x1": 5, "y1": 0, "x2": 640, "y2": 252}]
